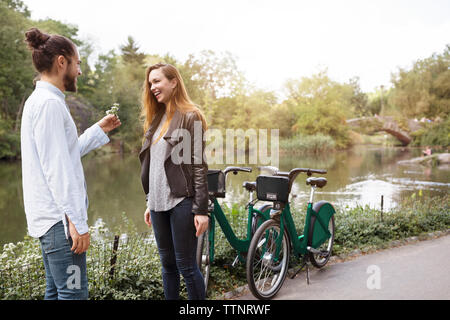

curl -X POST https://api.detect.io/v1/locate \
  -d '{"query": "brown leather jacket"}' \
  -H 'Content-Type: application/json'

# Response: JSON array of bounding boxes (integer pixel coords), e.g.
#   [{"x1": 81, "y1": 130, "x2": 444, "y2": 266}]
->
[{"x1": 139, "y1": 107, "x2": 209, "y2": 215}]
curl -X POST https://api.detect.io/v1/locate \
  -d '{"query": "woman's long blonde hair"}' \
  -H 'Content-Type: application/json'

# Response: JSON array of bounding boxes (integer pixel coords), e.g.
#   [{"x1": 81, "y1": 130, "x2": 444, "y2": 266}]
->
[{"x1": 140, "y1": 63, "x2": 207, "y2": 144}]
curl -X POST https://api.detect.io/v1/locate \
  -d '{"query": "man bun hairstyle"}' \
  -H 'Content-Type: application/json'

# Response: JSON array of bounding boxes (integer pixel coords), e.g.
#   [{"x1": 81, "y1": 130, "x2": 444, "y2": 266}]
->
[
  {"x1": 25, "y1": 27, "x2": 76, "y2": 73},
  {"x1": 25, "y1": 27, "x2": 50, "y2": 49}
]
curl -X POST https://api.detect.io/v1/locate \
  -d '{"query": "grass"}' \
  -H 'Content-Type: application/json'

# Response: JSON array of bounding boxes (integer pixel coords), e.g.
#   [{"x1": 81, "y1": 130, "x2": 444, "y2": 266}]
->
[{"x1": 279, "y1": 134, "x2": 336, "y2": 154}]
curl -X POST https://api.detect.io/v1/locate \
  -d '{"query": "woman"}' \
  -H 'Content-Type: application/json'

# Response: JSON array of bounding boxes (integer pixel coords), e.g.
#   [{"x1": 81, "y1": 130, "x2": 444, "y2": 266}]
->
[{"x1": 139, "y1": 63, "x2": 209, "y2": 300}]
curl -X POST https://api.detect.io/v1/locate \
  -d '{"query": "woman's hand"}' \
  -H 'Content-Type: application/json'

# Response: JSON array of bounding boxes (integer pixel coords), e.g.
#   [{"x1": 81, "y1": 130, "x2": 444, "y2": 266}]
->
[
  {"x1": 194, "y1": 214, "x2": 209, "y2": 237},
  {"x1": 144, "y1": 207, "x2": 152, "y2": 228}
]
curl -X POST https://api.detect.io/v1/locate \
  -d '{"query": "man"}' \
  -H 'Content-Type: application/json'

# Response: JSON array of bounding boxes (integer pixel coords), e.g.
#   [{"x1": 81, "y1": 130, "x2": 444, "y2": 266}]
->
[{"x1": 21, "y1": 28, "x2": 121, "y2": 300}]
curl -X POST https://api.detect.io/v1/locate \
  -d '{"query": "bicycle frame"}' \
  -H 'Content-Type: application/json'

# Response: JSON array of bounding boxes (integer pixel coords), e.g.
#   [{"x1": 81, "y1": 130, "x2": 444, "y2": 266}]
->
[
  {"x1": 273, "y1": 199, "x2": 335, "y2": 259},
  {"x1": 246, "y1": 168, "x2": 336, "y2": 300},
  {"x1": 208, "y1": 197, "x2": 271, "y2": 262}
]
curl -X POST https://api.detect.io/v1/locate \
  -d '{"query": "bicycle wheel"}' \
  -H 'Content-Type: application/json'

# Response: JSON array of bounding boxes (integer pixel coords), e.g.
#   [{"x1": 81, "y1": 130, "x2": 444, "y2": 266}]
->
[
  {"x1": 308, "y1": 215, "x2": 335, "y2": 268},
  {"x1": 246, "y1": 219, "x2": 290, "y2": 300},
  {"x1": 196, "y1": 228, "x2": 210, "y2": 296}
]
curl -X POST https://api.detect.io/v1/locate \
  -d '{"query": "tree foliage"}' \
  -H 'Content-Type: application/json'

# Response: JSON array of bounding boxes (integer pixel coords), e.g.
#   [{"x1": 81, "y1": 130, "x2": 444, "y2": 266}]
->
[
  {"x1": 0, "y1": 0, "x2": 34, "y2": 159},
  {"x1": 1, "y1": 0, "x2": 29, "y2": 17},
  {"x1": 120, "y1": 36, "x2": 146, "y2": 66},
  {"x1": 0, "y1": 1, "x2": 34, "y2": 121},
  {"x1": 389, "y1": 45, "x2": 450, "y2": 119},
  {"x1": 282, "y1": 70, "x2": 358, "y2": 147},
  {"x1": 0, "y1": 2, "x2": 447, "y2": 159}
]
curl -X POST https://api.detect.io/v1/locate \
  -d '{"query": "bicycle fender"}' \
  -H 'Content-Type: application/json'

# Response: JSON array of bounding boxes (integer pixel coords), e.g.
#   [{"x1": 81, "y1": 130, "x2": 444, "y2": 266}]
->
[
  {"x1": 310, "y1": 201, "x2": 335, "y2": 248},
  {"x1": 256, "y1": 203, "x2": 272, "y2": 219},
  {"x1": 312, "y1": 200, "x2": 336, "y2": 216}
]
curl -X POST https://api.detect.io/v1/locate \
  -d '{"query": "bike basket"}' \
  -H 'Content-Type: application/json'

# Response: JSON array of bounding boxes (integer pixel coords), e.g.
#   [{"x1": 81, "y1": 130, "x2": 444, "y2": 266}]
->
[
  {"x1": 256, "y1": 175, "x2": 290, "y2": 203},
  {"x1": 207, "y1": 170, "x2": 226, "y2": 198}
]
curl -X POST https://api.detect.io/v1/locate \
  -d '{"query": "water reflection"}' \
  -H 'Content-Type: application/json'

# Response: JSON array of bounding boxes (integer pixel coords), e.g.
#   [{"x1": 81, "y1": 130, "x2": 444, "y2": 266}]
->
[{"x1": 0, "y1": 146, "x2": 448, "y2": 246}]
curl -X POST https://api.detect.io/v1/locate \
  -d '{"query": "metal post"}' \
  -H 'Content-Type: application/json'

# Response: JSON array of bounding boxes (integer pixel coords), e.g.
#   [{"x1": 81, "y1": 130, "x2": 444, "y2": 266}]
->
[
  {"x1": 109, "y1": 235, "x2": 120, "y2": 278},
  {"x1": 380, "y1": 195, "x2": 384, "y2": 222}
]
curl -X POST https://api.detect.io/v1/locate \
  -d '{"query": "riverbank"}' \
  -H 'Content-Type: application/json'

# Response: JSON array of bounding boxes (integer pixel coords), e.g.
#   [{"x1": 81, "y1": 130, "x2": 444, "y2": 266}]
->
[
  {"x1": 1, "y1": 194, "x2": 448, "y2": 300},
  {"x1": 279, "y1": 134, "x2": 336, "y2": 154},
  {"x1": 398, "y1": 153, "x2": 450, "y2": 167}
]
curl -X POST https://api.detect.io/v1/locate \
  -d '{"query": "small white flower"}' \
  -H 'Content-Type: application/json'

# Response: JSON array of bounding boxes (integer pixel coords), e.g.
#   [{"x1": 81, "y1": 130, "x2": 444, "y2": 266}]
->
[{"x1": 106, "y1": 103, "x2": 120, "y2": 119}]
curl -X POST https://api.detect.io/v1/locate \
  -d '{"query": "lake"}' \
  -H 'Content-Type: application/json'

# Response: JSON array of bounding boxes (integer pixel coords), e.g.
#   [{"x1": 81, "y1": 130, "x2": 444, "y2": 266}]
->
[{"x1": 1, "y1": 145, "x2": 448, "y2": 246}]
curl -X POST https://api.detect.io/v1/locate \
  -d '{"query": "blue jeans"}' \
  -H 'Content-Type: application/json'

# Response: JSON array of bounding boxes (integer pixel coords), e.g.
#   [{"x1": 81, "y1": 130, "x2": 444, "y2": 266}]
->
[
  {"x1": 39, "y1": 220, "x2": 88, "y2": 300},
  {"x1": 150, "y1": 197, "x2": 206, "y2": 300}
]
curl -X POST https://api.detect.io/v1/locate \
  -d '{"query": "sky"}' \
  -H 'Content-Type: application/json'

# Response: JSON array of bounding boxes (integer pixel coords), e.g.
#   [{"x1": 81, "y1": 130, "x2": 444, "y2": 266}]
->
[{"x1": 23, "y1": 0, "x2": 450, "y2": 95}]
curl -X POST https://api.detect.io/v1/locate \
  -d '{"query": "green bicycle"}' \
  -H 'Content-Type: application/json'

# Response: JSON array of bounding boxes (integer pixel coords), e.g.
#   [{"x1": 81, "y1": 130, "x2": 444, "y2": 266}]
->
[
  {"x1": 196, "y1": 166, "x2": 274, "y2": 296},
  {"x1": 246, "y1": 167, "x2": 336, "y2": 300}
]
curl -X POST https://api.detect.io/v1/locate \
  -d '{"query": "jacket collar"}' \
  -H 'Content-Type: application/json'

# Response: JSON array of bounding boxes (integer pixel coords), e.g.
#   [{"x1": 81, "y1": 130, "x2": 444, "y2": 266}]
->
[{"x1": 140, "y1": 107, "x2": 184, "y2": 156}]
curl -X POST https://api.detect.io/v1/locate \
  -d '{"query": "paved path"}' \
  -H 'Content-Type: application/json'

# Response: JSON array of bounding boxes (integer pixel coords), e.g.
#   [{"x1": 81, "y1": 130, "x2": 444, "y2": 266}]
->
[{"x1": 235, "y1": 234, "x2": 450, "y2": 300}]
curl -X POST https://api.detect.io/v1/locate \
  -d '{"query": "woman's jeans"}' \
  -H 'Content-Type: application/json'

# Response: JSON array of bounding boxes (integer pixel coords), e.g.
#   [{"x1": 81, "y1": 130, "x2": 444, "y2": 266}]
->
[
  {"x1": 150, "y1": 197, "x2": 206, "y2": 300},
  {"x1": 39, "y1": 220, "x2": 88, "y2": 300}
]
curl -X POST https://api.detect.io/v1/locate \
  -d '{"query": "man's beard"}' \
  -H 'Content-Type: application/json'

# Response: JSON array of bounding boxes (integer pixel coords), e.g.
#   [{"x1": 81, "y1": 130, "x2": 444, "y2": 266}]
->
[{"x1": 63, "y1": 71, "x2": 77, "y2": 92}]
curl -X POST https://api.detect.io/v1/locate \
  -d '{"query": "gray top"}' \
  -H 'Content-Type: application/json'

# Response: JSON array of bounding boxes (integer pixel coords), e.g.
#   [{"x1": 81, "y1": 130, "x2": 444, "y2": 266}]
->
[{"x1": 147, "y1": 113, "x2": 185, "y2": 212}]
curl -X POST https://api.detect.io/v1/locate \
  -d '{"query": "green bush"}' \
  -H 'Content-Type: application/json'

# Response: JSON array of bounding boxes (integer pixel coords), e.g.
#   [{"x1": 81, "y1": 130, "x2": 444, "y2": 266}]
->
[
  {"x1": 410, "y1": 117, "x2": 450, "y2": 147},
  {"x1": 334, "y1": 195, "x2": 450, "y2": 253},
  {"x1": 280, "y1": 134, "x2": 336, "y2": 154},
  {"x1": 0, "y1": 119, "x2": 20, "y2": 160}
]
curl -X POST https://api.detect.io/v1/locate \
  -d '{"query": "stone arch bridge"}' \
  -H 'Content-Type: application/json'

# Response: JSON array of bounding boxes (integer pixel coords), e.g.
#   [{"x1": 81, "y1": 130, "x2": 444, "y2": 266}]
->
[{"x1": 346, "y1": 116, "x2": 423, "y2": 146}]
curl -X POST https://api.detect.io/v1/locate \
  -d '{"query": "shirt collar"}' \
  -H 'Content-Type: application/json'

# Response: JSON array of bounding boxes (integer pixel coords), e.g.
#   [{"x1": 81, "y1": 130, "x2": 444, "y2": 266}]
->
[{"x1": 36, "y1": 81, "x2": 66, "y2": 100}]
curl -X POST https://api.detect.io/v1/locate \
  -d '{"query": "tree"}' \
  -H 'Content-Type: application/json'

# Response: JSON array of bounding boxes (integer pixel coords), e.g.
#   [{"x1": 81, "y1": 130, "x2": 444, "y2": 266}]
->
[
  {"x1": 348, "y1": 77, "x2": 369, "y2": 117},
  {"x1": 35, "y1": 18, "x2": 82, "y2": 46},
  {"x1": 0, "y1": 0, "x2": 29, "y2": 17},
  {"x1": 120, "y1": 36, "x2": 146, "y2": 66},
  {"x1": 183, "y1": 50, "x2": 245, "y2": 101},
  {"x1": 389, "y1": 45, "x2": 450, "y2": 119},
  {"x1": 282, "y1": 70, "x2": 353, "y2": 148},
  {"x1": 0, "y1": 1, "x2": 34, "y2": 158},
  {"x1": 0, "y1": 1, "x2": 34, "y2": 122},
  {"x1": 367, "y1": 87, "x2": 390, "y2": 116}
]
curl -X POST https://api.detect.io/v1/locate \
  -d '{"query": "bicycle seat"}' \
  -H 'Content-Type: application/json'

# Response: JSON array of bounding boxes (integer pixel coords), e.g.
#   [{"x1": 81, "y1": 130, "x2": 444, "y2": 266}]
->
[
  {"x1": 243, "y1": 181, "x2": 257, "y2": 192},
  {"x1": 306, "y1": 177, "x2": 327, "y2": 188}
]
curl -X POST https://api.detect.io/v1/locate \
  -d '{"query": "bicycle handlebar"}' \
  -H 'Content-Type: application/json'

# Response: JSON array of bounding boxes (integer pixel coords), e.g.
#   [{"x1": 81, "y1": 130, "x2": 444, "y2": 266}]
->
[
  {"x1": 275, "y1": 167, "x2": 327, "y2": 192},
  {"x1": 223, "y1": 166, "x2": 252, "y2": 176},
  {"x1": 276, "y1": 167, "x2": 327, "y2": 177}
]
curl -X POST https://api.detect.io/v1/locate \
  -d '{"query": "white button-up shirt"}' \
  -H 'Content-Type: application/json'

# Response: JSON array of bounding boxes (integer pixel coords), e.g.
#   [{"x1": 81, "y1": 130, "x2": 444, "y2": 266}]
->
[{"x1": 21, "y1": 81, "x2": 109, "y2": 238}]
